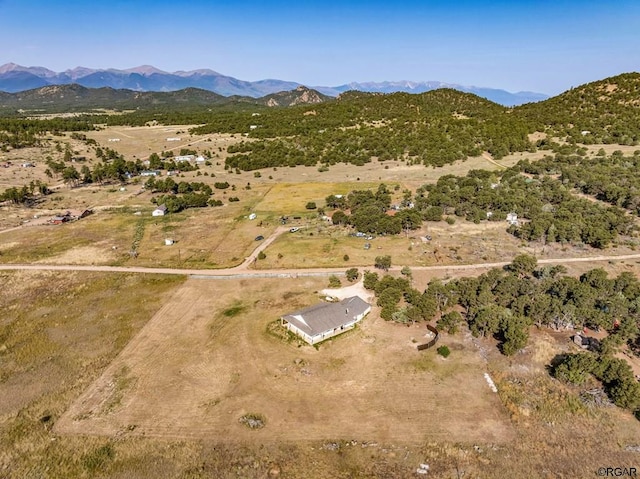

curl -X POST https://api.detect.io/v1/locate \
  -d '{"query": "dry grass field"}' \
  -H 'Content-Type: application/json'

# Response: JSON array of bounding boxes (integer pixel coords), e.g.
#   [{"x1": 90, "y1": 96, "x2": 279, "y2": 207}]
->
[
  {"x1": 55, "y1": 277, "x2": 512, "y2": 443},
  {"x1": 1, "y1": 266, "x2": 640, "y2": 478}
]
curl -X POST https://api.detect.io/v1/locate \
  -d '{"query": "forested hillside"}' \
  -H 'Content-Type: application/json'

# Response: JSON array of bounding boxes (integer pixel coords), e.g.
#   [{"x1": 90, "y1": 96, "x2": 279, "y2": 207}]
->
[
  {"x1": 203, "y1": 73, "x2": 640, "y2": 171},
  {"x1": 517, "y1": 72, "x2": 640, "y2": 145},
  {"x1": 215, "y1": 89, "x2": 532, "y2": 170}
]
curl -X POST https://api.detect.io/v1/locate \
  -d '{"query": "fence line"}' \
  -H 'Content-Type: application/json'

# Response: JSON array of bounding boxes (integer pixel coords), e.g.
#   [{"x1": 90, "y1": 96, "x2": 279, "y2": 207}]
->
[{"x1": 416, "y1": 324, "x2": 440, "y2": 351}]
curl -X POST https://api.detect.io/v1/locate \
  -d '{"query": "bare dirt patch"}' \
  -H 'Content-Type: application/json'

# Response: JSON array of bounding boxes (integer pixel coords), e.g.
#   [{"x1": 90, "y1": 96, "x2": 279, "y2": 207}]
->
[
  {"x1": 36, "y1": 244, "x2": 117, "y2": 265},
  {"x1": 321, "y1": 279, "x2": 373, "y2": 302},
  {"x1": 56, "y1": 277, "x2": 514, "y2": 443}
]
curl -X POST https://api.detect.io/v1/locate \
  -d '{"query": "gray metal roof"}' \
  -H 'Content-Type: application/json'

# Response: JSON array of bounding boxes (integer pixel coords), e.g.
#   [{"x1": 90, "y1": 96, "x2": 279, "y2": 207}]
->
[{"x1": 282, "y1": 296, "x2": 371, "y2": 337}]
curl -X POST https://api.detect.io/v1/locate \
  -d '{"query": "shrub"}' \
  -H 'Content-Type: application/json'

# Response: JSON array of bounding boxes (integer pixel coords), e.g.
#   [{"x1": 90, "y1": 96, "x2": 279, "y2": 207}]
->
[
  {"x1": 305, "y1": 201, "x2": 317, "y2": 210},
  {"x1": 345, "y1": 268, "x2": 359, "y2": 282},
  {"x1": 363, "y1": 271, "x2": 379, "y2": 290},
  {"x1": 374, "y1": 255, "x2": 391, "y2": 271},
  {"x1": 328, "y1": 275, "x2": 342, "y2": 288},
  {"x1": 437, "y1": 345, "x2": 450, "y2": 358},
  {"x1": 257, "y1": 251, "x2": 266, "y2": 260}
]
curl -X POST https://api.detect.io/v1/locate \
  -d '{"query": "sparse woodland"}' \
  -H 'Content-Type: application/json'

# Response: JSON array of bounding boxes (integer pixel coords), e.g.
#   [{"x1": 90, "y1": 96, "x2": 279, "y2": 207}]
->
[{"x1": 367, "y1": 255, "x2": 640, "y2": 413}]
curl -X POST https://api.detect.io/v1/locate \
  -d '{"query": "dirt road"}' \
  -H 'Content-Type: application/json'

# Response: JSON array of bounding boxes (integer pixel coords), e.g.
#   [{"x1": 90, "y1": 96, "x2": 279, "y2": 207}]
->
[
  {"x1": 237, "y1": 225, "x2": 290, "y2": 269},
  {"x1": 481, "y1": 151, "x2": 507, "y2": 169},
  {"x1": 2, "y1": 252, "x2": 640, "y2": 278}
]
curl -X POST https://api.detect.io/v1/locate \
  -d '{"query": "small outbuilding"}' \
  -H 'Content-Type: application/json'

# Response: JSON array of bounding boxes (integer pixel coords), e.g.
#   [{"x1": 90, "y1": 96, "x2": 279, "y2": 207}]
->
[
  {"x1": 281, "y1": 296, "x2": 371, "y2": 345},
  {"x1": 152, "y1": 204, "x2": 167, "y2": 217}
]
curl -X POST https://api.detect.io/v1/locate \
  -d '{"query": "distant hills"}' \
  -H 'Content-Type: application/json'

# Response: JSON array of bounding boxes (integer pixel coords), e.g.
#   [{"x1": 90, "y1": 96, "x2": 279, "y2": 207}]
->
[
  {"x1": 316, "y1": 81, "x2": 548, "y2": 106},
  {"x1": 0, "y1": 83, "x2": 331, "y2": 111},
  {"x1": 0, "y1": 63, "x2": 548, "y2": 106}
]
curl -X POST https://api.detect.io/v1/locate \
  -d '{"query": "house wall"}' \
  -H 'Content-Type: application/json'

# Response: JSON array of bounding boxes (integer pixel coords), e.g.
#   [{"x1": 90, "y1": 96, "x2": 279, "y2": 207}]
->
[{"x1": 282, "y1": 320, "x2": 313, "y2": 344}]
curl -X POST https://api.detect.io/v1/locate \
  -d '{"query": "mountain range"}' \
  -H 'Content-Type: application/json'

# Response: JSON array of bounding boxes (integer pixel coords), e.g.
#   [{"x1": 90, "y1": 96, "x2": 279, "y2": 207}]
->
[{"x1": 0, "y1": 63, "x2": 548, "y2": 106}]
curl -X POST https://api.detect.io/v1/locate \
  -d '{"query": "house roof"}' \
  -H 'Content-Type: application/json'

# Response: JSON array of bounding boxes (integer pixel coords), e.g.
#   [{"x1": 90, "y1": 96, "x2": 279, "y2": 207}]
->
[
  {"x1": 155, "y1": 204, "x2": 167, "y2": 212},
  {"x1": 282, "y1": 296, "x2": 371, "y2": 337}
]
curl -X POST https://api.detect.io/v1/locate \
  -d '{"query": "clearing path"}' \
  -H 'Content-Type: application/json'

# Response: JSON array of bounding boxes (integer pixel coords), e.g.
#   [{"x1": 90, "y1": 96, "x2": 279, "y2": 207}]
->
[{"x1": 481, "y1": 151, "x2": 507, "y2": 169}]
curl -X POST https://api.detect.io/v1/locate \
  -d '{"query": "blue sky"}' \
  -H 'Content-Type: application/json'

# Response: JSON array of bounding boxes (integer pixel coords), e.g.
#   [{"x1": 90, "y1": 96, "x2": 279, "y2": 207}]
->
[{"x1": 2, "y1": 0, "x2": 639, "y2": 94}]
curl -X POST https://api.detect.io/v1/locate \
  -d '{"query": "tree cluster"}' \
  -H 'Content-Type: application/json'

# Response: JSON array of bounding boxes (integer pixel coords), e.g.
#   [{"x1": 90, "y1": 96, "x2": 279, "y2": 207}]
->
[
  {"x1": 326, "y1": 184, "x2": 422, "y2": 235},
  {"x1": 366, "y1": 254, "x2": 640, "y2": 358},
  {"x1": 146, "y1": 178, "x2": 219, "y2": 213},
  {"x1": 415, "y1": 166, "x2": 633, "y2": 248},
  {"x1": 553, "y1": 353, "x2": 640, "y2": 412},
  {"x1": 0, "y1": 117, "x2": 93, "y2": 150},
  {"x1": 0, "y1": 181, "x2": 50, "y2": 206},
  {"x1": 518, "y1": 150, "x2": 640, "y2": 216}
]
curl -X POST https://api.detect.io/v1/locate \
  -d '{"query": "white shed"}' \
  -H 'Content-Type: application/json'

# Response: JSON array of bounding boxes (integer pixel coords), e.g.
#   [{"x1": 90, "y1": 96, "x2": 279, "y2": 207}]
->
[{"x1": 152, "y1": 204, "x2": 167, "y2": 217}]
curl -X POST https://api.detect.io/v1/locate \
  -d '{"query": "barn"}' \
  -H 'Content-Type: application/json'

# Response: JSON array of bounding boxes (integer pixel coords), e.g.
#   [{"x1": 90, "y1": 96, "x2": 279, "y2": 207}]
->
[{"x1": 281, "y1": 296, "x2": 371, "y2": 345}]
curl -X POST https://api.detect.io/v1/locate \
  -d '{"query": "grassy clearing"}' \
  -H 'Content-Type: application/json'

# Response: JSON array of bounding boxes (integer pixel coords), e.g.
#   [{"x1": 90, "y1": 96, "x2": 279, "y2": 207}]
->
[
  {"x1": 255, "y1": 220, "x2": 527, "y2": 270},
  {"x1": 255, "y1": 181, "x2": 379, "y2": 215},
  {"x1": 0, "y1": 271, "x2": 185, "y2": 477}
]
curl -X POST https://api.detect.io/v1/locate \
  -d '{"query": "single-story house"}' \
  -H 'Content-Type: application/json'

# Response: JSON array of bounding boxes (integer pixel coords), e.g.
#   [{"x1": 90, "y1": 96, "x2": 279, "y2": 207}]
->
[
  {"x1": 152, "y1": 204, "x2": 167, "y2": 217},
  {"x1": 174, "y1": 155, "x2": 195, "y2": 162},
  {"x1": 281, "y1": 296, "x2": 371, "y2": 345},
  {"x1": 141, "y1": 170, "x2": 161, "y2": 177}
]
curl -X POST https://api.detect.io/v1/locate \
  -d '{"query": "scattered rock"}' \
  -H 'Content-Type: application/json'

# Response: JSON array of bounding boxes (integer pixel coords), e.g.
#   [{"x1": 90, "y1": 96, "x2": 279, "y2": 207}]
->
[
  {"x1": 268, "y1": 464, "x2": 281, "y2": 477},
  {"x1": 239, "y1": 414, "x2": 266, "y2": 429},
  {"x1": 323, "y1": 442, "x2": 340, "y2": 451}
]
